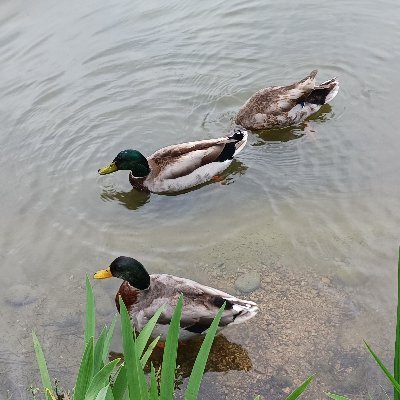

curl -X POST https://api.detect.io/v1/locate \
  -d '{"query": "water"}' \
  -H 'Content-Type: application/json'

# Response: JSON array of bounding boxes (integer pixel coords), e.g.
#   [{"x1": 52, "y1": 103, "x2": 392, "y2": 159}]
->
[{"x1": 1, "y1": 0, "x2": 400, "y2": 398}]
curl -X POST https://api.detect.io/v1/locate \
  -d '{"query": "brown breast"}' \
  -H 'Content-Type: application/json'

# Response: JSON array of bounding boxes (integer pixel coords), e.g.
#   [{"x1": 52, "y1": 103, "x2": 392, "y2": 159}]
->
[{"x1": 115, "y1": 281, "x2": 139, "y2": 313}]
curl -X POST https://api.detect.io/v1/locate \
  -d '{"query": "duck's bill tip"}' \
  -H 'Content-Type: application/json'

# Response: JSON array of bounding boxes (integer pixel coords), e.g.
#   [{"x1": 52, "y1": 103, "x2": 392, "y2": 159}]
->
[
  {"x1": 94, "y1": 267, "x2": 112, "y2": 279},
  {"x1": 98, "y1": 162, "x2": 118, "y2": 175}
]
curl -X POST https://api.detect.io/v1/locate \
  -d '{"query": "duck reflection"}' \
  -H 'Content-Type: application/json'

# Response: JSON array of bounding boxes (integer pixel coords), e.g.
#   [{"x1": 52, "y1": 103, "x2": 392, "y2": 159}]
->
[
  {"x1": 100, "y1": 160, "x2": 247, "y2": 208},
  {"x1": 100, "y1": 187, "x2": 151, "y2": 211},
  {"x1": 110, "y1": 334, "x2": 252, "y2": 380},
  {"x1": 250, "y1": 103, "x2": 333, "y2": 144}
]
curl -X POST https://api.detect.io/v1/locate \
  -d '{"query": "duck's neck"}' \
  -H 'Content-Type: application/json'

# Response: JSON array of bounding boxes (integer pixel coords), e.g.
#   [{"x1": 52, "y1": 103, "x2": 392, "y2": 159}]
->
[
  {"x1": 129, "y1": 173, "x2": 149, "y2": 192},
  {"x1": 115, "y1": 281, "x2": 141, "y2": 312}
]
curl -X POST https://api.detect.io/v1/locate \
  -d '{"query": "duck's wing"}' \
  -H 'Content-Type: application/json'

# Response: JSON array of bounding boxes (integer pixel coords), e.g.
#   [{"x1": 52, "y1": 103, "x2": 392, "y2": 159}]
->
[
  {"x1": 148, "y1": 128, "x2": 248, "y2": 180},
  {"x1": 139, "y1": 274, "x2": 258, "y2": 335},
  {"x1": 239, "y1": 70, "x2": 318, "y2": 115}
]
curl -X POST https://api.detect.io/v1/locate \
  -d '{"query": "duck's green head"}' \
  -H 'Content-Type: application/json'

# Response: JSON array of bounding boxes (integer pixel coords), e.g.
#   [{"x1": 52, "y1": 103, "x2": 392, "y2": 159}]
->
[
  {"x1": 98, "y1": 150, "x2": 150, "y2": 177},
  {"x1": 94, "y1": 256, "x2": 150, "y2": 290}
]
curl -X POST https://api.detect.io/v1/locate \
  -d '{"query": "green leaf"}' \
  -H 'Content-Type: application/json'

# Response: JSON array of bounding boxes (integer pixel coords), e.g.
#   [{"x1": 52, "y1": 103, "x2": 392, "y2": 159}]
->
[
  {"x1": 32, "y1": 332, "x2": 54, "y2": 400},
  {"x1": 95, "y1": 385, "x2": 114, "y2": 400},
  {"x1": 395, "y1": 246, "x2": 400, "y2": 400},
  {"x1": 74, "y1": 337, "x2": 95, "y2": 400},
  {"x1": 85, "y1": 359, "x2": 120, "y2": 400},
  {"x1": 141, "y1": 336, "x2": 160, "y2": 368},
  {"x1": 94, "y1": 327, "x2": 107, "y2": 374},
  {"x1": 149, "y1": 364, "x2": 159, "y2": 400},
  {"x1": 254, "y1": 396, "x2": 261, "y2": 400},
  {"x1": 160, "y1": 295, "x2": 183, "y2": 400},
  {"x1": 119, "y1": 299, "x2": 148, "y2": 400},
  {"x1": 184, "y1": 303, "x2": 225, "y2": 400},
  {"x1": 111, "y1": 364, "x2": 127, "y2": 400},
  {"x1": 136, "y1": 306, "x2": 164, "y2": 358},
  {"x1": 326, "y1": 393, "x2": 352, "y2": 400},
  {"x1": 103, "y1": 314, "x2": 117, "y2": 364},
  {"x1": 365, "y1": 340, "x2": 400, "y2": 394},
  {"x1": 85, "y1": 275, "x2": 96, "y2": 347},
  {"x1": 284, "y1": 375, "x2": 315, "y2": 400}
]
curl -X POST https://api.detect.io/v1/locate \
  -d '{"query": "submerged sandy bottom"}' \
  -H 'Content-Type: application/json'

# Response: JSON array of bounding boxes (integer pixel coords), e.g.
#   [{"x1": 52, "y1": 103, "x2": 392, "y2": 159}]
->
[{"x1": 1, "y1": 252, "x2": 393, "y2": 400}]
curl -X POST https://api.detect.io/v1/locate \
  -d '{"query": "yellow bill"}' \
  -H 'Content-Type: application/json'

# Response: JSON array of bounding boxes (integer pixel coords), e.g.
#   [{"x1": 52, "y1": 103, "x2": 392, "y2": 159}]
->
[
  {"x1": 98, "y1": 161, "x2": 118, "y2": 175},
  {"x1": 94, "y1": 267, "x2": 113, "y2": 279}
]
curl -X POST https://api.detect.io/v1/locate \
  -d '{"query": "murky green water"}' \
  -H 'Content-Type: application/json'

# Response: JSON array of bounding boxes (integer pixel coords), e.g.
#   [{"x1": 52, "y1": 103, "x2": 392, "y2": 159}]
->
[{"x1": 1, "y1": 0, "x2": 400, "y2": 398}]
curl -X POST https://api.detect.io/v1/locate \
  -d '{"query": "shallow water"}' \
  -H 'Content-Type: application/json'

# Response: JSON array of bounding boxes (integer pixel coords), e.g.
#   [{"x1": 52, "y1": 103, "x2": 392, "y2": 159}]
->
[{"x1": 1, "y1": 0, "x2": 400, "y2": 398}]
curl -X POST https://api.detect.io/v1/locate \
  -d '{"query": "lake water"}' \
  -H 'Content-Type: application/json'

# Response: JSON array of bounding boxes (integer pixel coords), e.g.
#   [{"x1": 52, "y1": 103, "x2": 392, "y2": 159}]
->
[{"x1": 1, "y1": 0, "x2": 400, "y2": 398}]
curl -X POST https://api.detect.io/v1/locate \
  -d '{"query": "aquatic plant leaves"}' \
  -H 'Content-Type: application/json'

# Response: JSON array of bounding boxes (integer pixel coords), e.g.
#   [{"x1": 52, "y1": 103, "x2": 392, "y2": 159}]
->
[
  {"x1": 85, "y1": 359, "x2": 120, "y2": 400},
  {"x1": 74, "y1": 337, "x2": 94, "y2": 400},
  {"x1": 160, "y1": 295, "x2": 183, "y2": 400},
  {"x1": 184, "y1": 303, "x2": 225, "y2": 400},
  {"x1": 85, "y1": 276, "x2": 96, "y2": 347},
  {"x1": 32, "y1": 331, "x2": 54, "y2": 400},
  {"x1": 284, "y1": 375, "x2": 315, "y2": 400}
]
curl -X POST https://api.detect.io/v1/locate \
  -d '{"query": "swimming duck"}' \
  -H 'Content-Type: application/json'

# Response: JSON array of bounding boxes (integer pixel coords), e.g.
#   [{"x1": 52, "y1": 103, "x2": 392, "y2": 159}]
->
[
  {"x1": 94, "y1": 256, "x2": 259, "y2": 341},
  {"x1": 234, "y1": 70, "x2": 339, "y2": 130},
  {"x1": 98, "y1": 126, "x2": 248, "y2": 193}
]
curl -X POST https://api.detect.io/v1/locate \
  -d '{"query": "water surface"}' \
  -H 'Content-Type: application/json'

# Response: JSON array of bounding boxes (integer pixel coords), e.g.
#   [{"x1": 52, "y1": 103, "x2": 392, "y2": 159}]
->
[{"x1": 1, "y1": 0, "x2": 400, "y2": 398}]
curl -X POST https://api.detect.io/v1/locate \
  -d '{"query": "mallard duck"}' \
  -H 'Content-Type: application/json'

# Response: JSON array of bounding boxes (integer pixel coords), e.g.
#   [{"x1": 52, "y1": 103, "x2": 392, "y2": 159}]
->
[
  {"x1": 234, "y1": 70, "x2": 339, "y2": 130},
  {"x1": 98, "y1": 126, "x2": 248, "y2": 193},
  {"x1": 94, "y1": 256, "x2": 259, "y2": 341}
]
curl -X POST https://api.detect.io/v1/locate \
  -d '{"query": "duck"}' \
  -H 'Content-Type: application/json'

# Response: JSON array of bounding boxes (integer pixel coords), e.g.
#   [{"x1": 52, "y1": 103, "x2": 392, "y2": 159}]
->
[
  {"x1": 94, "y1": 256, "x2": 259, "y2": 341},
  {"x1": 234, "y1": 69, "x2": 339, "y2": 130},
  {"x1": 98, "y1": 126, "x2": 248, "y2": 193}
]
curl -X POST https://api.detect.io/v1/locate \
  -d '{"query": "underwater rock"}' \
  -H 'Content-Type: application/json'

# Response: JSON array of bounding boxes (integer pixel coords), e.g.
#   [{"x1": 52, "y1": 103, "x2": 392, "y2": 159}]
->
[
  {"x1": 235, "y1": 271, "x2": 261, "y2": 293},
  {"x1": 5, "y1": 284, "x2": 39, "y2": 306}
]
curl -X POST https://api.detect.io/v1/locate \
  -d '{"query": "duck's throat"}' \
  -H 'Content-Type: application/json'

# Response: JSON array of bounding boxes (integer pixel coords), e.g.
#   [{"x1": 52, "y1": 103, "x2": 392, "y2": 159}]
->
[
  {"x1": 129, "y1": 173, "x2": 149, "y2": 192},
  {"x1": 115, "y1": 281, "x2": 140, "y2": 312}
]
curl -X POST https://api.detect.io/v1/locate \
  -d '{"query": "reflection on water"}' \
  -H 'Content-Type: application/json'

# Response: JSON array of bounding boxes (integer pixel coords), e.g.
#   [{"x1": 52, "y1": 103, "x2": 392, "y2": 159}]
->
[
  {"x1": 251, "y1": 104, "x2": 333, "y2": 144},
  {"x1": 110, "y1": 334, "x2": 252, "y2": 381},
  {"x1": 101, "y1": 186, "x2": 151, "y2": 211}
]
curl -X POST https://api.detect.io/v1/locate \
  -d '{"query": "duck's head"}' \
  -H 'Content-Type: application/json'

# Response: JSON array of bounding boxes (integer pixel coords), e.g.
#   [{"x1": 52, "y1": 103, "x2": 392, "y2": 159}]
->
[
  {"x1": 98, "y1": 150, "x2": 150, "y2": 177},
  {"x1": 94, "y1": 256, "x2": 150, "y2": 290}
]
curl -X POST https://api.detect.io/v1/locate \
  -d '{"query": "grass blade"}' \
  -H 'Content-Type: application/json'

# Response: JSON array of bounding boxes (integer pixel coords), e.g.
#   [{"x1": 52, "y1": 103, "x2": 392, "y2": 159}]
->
[
  {"x1": 395, "y1": 247, "x2": 400, "y2": 400},
  {"x1": 284, "y1": 375, "x2": 315, "y2": 400},
  {"x1": 184, "y1": 303, "x2": 225, "y2": 400},
  {"x1": 160, "y1": 295, "x2": 183, "y2": 400},
  {"x1": 85, "y1": 275, "x2": 96, "y2": 347},
  {"x1": 103, "y1": 314, "x2": 117, "y2": 364},
  {"x1": 94, "y1": 327, "x2": 107, "y2": 374},
  {"x1": 85, "y1": 359, "x2": 120, "y2": 400},
  {"x1": 141, "y1": 336, "x2": 160, "y2": 368},
  {"x1": 365, "y1": 340, "x2": 400, "y2": 394},
  {"x1": 136, "y1": 307, "x2": 164, "y2": 358},
  {"x1": 149, "y1": 364, "x2": 159, "y2": 399},
  {"x1": 111, "y1": 364, "x2": 127, "y2": 400},
  {"x1": 119, "y1": 298, "x2": 148, "y2": 400},
  {"x1": 254, "y1": 396, "x2": 261, "y2": 400},
  {"x1": 326, "y1": 393, "x2": 352, "y2": 400},
  {"x1": 32, "y1": 332, "x2": 54, "y2": 400},
  {"x1": 74, "y1": 337, "x2": 95, "y2": 400},
  {"x1": 95, "y1": 384, "x2": 114, "y2": 400}
]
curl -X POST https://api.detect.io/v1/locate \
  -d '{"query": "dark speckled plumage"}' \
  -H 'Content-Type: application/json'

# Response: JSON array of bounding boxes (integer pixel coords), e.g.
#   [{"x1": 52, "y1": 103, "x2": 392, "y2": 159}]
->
[{"x1": 235, "y1": 70, "x2": 339, "y2": 130}]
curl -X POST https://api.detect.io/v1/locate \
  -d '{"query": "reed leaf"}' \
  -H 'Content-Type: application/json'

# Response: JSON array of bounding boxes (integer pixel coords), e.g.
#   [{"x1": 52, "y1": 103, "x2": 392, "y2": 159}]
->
[
  {"x1": 160, "y1": 295, "x2": 183, "y2": 400},
  {"x1": 74, "y1": 337, "x2": 94, "y2": 400},
  {"x1": 149, "y1": 364, "x2": 159, "y2": 399},
  {"x1": 94, "y1": 327, "x2": 107, "y2": 374},
  {"x1": 103, "y1": 314, "x2": 117, "y2": 364},
  {"x1": 395, "y1": 247, "x2": 400, "y2": 400},
  {"x1": 326, "y1": 393, "x2": 352, "y2": 399},
  {"x1": 141, "y1": 336, "x2": 160, "y2": 368},
  {"x1": 85, "y1": 275, "x2": 96, "y2": 347},
  {"x1": 85, "y1": 359, "x2": 120, "y2": 400},
  {"x1": 136, "y1": 306, "x2": 165, "y2": 358},
  {"x1": 364, "y1": 340, "x2": 400, "y2": 394},
  {"x1": 184, "y1": 303, "x2": 225, "y2": 400},
  {"x1": 284, "y1": 375, "x2": 315, "y2": 400},
  {"x1": 119, "y1": 298, "x2": 148, "y2": 400},
  {"x1": 95, "y1": 385, "x2": 114, "y2": 400},
  {"x1": 32, "y1": 331, "x2": 54, "y2": 400},
  {"x1": 111, "y1": 364, "x2": 127, "y2": 400}
]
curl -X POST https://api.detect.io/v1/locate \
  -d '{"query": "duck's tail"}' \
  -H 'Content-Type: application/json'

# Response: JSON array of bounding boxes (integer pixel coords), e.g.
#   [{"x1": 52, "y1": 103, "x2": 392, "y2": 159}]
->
[
  {"x1": 227, "y1": 125, "x2": 248, "y2": 155},
  {"x1": 223, "y1": 296, "x2": 259, "y2": 325},
  {"x1": 307, "y1": 77, "x2": 339, "y2": 105}
]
